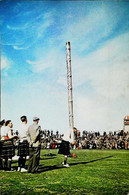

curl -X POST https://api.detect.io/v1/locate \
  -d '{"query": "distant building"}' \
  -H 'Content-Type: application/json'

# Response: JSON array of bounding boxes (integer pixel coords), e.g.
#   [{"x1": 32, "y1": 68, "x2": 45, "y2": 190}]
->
[{"x1": 124, "y1": 116, "x2": 129, "y2": 134}]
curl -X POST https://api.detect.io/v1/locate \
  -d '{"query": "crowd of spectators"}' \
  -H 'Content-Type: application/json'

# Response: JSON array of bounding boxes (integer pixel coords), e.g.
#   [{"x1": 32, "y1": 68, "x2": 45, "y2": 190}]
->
[
  {"x1": 40, "y1": 129, "x2": 129, "y2": 150},
  {"x1": 40, "y1": 130, "x2": 62, "y2": 149},
  {"x1": 74, "y1": 130, "x2": 129, "y2": 150},
  {"x1": 1, "y1": 120, "x2": 129, "y2": 150}
]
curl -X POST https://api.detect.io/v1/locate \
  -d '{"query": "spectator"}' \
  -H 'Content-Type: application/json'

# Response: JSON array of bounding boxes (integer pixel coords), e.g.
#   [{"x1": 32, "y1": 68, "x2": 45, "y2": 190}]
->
[{"x1": 27, "y1": 117, "x2": 41, "y2": 173}]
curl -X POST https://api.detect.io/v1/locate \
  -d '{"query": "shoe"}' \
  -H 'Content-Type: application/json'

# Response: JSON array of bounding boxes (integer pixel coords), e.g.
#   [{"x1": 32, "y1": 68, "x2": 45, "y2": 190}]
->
[
  {"x1": 17, "y1": 167, "x2": 21, "y2": 171},
  {"x1": 21, "y1": 168, "x2": 27, "y2": 172},
  {"x1": 63, "y1": 164, "x2": 70, "y2": 168},
  {"x1": 12, "y1": 156, "x2": 19, "y2": 161}
]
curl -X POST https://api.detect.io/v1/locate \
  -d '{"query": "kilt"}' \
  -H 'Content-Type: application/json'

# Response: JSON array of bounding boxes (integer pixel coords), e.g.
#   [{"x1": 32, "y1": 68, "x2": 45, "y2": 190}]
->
[
  {"x1": 17, "y1": 140, "x2": 29, "y2": 156},
  {"x1": 58, "y1": 140, "x2": 70, "y2": 155},
  {"x1": 0, "y1": 140, "x2": 15, "y2": 158}
]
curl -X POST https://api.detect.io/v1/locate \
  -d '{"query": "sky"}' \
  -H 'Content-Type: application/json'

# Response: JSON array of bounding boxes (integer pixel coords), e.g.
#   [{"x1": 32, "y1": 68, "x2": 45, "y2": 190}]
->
[{"x1": 1, "y1": 1, "x2": 129, "y2": 134}]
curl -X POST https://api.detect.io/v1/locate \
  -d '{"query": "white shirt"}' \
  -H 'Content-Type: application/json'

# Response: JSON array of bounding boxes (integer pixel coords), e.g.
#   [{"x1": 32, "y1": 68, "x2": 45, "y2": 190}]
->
[
  {"x1": 7, "y1": 126, "x2": 14, "y2": 139},
  {"x1": 62, "y1": 127, "x2": 74, "y2": 143},
  {"x1": 1, "y1": 126, "x2": 9, "y2": 140},
  {"x1": 18, "y1": 123, "x2": 29, "y2": 141}
]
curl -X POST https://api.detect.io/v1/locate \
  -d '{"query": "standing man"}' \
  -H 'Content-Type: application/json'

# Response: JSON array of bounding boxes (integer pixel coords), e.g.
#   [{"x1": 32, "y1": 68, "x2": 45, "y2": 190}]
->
[
  {"x1": 1, "y1": 120, "x2": 15, "y2": 171},
  {"x1": 17, "y1": 115, "x2": 29, "y2": 172},
  {"x1": 58, "y1": 128, "x2": 75, "y2": 168},
  {"x1": 58, "y1": 139, "x2": 71, "y2": 167},
  {"x1": 27, "y1": 117, "x2": 41, "y2": 173}
]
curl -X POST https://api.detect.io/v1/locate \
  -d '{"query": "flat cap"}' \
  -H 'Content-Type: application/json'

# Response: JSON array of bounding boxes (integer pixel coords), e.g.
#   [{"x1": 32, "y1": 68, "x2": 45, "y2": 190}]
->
[{"x1": 33, "y1": 117, "x2": 40, "y2": 121}]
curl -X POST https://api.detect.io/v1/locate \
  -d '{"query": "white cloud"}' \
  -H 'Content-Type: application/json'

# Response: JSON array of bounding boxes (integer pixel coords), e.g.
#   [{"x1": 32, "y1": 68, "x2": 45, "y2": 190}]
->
[
  {"x1": 1, "y1": 56, "x2": 10, "y2": 70},
  {"x1": 13, "y1": 45, "x2": 29, "y2": 50},
  {"x1": 70, "y1": 32, "x2": 129, "y2": 99},
  {"x1": 27, "y1": 47, "x2": 65, "y2": 74},
  {"x1": 37, "y1": 17, "x2": 53, "y2": 38},
  {"x1": 7, "y1": 23, "x2": 29, "y2": 31},
  {"x1": 26, "y1": 59, "x2": 51, "y2": 73},
  {"x1": 59, "y1": 6, "x2": 118, "y2": 52},
  {"x1": 4, "y1": 12, "x2": 54, "y2": 50}
]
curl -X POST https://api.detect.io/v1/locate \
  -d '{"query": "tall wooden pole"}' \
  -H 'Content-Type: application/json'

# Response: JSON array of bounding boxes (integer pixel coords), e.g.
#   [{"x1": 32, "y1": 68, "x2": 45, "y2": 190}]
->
[{"x1": 66, "y1": 42, "x2": 74, "y2": 142}]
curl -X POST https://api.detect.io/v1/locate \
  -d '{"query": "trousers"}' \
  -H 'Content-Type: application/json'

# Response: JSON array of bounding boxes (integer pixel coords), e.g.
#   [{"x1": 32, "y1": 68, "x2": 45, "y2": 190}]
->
[{"x1": 27, "y1": 147, "x2": 40, "y2": 173}]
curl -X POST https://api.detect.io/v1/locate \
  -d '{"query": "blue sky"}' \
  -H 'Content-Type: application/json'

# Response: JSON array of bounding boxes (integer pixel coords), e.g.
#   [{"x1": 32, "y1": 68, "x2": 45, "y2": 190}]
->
[{"x1": 1, "y1": 1, "x2": 129, "y2": 134}]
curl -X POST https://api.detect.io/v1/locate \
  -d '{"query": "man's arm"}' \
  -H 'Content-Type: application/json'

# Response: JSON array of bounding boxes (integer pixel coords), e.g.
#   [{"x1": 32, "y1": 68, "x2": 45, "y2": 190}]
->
[{"x1": 33, "y1": 126, "x2": 41, "y2": 143}]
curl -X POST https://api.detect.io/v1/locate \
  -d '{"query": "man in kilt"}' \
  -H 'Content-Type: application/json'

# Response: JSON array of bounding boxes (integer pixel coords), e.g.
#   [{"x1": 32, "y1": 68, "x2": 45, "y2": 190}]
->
[
  {"x1": 58, "y1": 128, "x2": 75, "y2": 168},
  {"x1": 17, "y1": 116, "x2": 29, "y2": 172},
  {"x1": 58, "y1": 140, "x2": 71, "y2": 167},
  {"x1": 0, "y1": 120, "x2": 16, "y2": 171}
]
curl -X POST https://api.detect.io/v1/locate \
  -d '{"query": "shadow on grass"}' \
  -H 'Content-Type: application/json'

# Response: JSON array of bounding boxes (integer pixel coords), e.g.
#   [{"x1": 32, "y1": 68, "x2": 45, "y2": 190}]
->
[
  {"x1": 40, "y1": 157, "x2": 56, "y2": 160},
  {"x1": 11, "y1": 157, "x2": 56, "y2": 165},
  {"x1": 37, "y1": 155, "x2": 113, "y2": 174}
]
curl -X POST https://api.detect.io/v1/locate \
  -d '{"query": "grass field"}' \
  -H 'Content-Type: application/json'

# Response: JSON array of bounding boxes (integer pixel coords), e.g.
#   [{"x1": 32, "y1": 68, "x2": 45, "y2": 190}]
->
[{"x1": 0, "y1": 149, "x2": 129, "y2": 195}]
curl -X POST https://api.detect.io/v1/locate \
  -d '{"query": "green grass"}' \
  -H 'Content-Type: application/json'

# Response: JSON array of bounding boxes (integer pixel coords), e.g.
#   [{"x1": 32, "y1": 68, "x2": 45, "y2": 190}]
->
[{"x1": 0, "y1": 149, "x2": 129, "y2": 195}]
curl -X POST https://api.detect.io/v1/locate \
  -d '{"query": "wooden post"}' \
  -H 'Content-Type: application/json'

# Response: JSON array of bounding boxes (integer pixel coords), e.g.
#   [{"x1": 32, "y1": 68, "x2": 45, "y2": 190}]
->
[{"x1": 66, "y1": 42, "x2": 74, "y2": 142}]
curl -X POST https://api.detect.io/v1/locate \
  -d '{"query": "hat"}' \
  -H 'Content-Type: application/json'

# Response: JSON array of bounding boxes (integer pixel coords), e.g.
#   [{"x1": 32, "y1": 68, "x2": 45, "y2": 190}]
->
[
  {"x1": 33, "y1": 117, "x2": 40, "y2": 121},
  {"x1": 0, "y1": 119, "x2": 6, "y2": 126}
]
